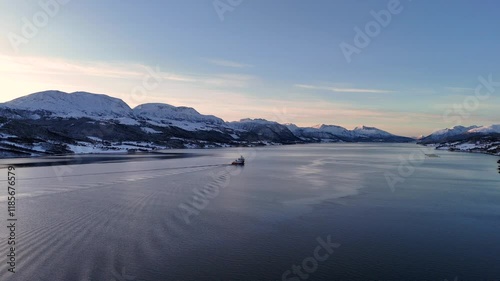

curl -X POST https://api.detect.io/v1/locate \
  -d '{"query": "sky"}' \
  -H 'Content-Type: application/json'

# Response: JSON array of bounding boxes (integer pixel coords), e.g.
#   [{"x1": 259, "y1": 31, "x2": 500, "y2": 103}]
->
[{"x1": 0, "y1": 0, "x2": 499, "y2": 137}]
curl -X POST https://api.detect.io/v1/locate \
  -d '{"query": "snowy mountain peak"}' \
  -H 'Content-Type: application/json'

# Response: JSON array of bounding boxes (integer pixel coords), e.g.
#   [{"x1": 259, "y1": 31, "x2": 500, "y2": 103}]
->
[
  {"x1": 133, "y1": 103, "x2": 224, "y2": 125},
  {"x1": 4, "y1": 90, "x2": 133, "y2": 119},
  {"x1": 227, "y1": 119, "x2": 299, "y2": 143},
  {"x1": 430, "y1": 125, "x2": 479, "y2": 137},
  {"x1": 284, "y1": 123, "x2": 300, "y2": 131},
  {"x1": 315, "y1": 124, "x2": 351, "y2": 136},
  {"x1": 228, "y1": 118, "x2": 285, "y2": 130},
  {"x1": 284, "y1": 123, "x2": 412, "y2": 142},
  {"x1": 354, "y1": 125, "x2": 375, "y2": 131},
  {"x1": 352, "y1": 126, "x2": 393, "y2": 137},
  {"x1": 465, "y1": 124, "x2": 500, "y2": 134},
  {"x1": 418, "y1": 124, "x2": 500, "y2": 153},
  {"x1": 313, "y1": 124, "x2": 348, "y2": 130},
  {"x1": 238, "y1": 118, "x2": 275, "y2": 124},
  {"x1": 135, "y1": 103, "x2": 200, "y2": 115}
]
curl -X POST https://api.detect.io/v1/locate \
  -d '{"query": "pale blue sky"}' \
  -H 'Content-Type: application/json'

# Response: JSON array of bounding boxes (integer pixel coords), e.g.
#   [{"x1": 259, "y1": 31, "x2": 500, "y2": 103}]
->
[{"x1": 0, "y1": 0, "x2": 499, "y2": 136}]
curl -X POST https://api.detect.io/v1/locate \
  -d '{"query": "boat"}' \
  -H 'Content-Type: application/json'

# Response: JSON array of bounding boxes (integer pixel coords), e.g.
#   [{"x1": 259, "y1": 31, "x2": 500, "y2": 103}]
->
[
  {"x1": 425, "y1": 154, "x2": 440, "y2": 158},
  {"x1": 231, "y1": 156, "x2": 245, "y2": 165}
]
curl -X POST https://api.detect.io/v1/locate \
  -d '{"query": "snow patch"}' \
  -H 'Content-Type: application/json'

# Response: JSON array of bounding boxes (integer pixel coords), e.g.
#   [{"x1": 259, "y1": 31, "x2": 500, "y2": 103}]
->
[
  {"x1": 141, "y1": 127, "x2": 162, "y2": 134},
  {"x1": 468, "y1": 124, "x2": 500, "y2": 134}
]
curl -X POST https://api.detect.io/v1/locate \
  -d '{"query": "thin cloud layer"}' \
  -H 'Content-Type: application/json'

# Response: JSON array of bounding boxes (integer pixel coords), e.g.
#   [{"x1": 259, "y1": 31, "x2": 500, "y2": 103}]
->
[
  {"x1": 295, "y1": 84, "x2": 394, "y2": 94},
  {"x1": 204, "y1": 58, "x2": 254, "y2": 68}
]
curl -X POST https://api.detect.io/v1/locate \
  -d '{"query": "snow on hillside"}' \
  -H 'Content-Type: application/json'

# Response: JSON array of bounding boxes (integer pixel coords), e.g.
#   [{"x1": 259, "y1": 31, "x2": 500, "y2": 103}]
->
[
  {"x1": 4, "y1": 91, "x2": 134, "y2": 120},
  {"x1": 285, "y1": 124, "x2": 345, "y2": 141},
  {"x1": 227, "y1": 119, "x2": 299, "y2": 143},
  {"x1": 2, "y1": 91, "x2": 233, "y2": 129},
  {"x1": 141, "y1": 127, "x2": 162, "y2": 134},
  {"x1": 133, "y1": 103, "x2": 226, "y2": 131},
  {"x1": 314, "y1": 124, "x2": 352, "y2": 138},
  {"x1": 67, "y1": 141, "x2": 164, "y2": 154},
  {"x1": 429, "y1": 125, "x2": 479, "y2": 138},
  {"x1": 420, "y1": 124, "x2": 500, "y2": 144},
  {"x1": 468, "y1": 124, "x2": 500, "y2": 134},
  {"x1": 433, "y1": 140, "x2": 500, "y2": 156},
  {"x1": 419, "y1": 124, "x2": 500, "y2": 156},
  {"x1": 284, "y1": 123, "x2": 300, "y2": 131},
  {"x1": 352, "y1": 126, "x2": 393, "y2": 137},
  {"x1": 286, "y1": 125, "x2": 321, "y2": 135},
  {"x1": 288, "y1": 124, "x2": 399, "y2": 139},
  {"x1": 134, "y1": 103, "x2": 224, "y2": 124},
  {"x1": 228, "y1": 118, "x2": 282, "y2": 130}
]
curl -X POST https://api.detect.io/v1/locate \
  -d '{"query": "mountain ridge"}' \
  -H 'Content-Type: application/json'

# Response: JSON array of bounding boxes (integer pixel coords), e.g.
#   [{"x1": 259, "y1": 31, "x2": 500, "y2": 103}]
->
[
  {"x1": 4, "y1": 90, "x2": 134, "y2": 119},
  {"x1": 418, "y1": 124, "x2": 500, "y2": 156},
  {"x1": 286, "y1": 123, "x2": 413, "y2": 142},
  {"x1": 0, "y1": 90, "x2": 429, "y2": 157}
]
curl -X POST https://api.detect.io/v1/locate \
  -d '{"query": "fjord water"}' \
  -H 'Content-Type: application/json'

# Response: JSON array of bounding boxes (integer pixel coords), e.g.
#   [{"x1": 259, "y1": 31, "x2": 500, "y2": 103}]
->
[{"x1": 0, "y1": 143, "x2": 499, "y2": 280}]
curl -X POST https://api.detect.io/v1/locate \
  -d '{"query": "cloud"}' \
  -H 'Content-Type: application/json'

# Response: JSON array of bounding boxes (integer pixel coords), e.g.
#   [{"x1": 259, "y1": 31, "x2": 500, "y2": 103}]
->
[
  {"x1": 0, "y1": 54, "x2": 261, "y2": 100},
  {"x1": 2, "y1": 53, "x2": 486, "y2": 137},
  {"x1": 0, "y1": 54, "x2": 196, "y2": 82},
  {"x1": 294, "y1": 84, "x2": 394, "y2": 93},
  {"x1": 201, "y1": 73, "x2": 257, "y2": 88},
  {"x1": 204, "y1": 58, "x2": 253, "y2": 68},
  {"x1": 444, "y1": 87, "x2": 475, "y2": 93}
]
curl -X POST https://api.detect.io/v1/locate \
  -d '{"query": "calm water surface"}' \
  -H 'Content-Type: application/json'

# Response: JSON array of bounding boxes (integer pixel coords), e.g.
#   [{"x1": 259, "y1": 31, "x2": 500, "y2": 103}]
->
[{"x1": 0, "y1": 143, "x2": 499, "y2": 280}]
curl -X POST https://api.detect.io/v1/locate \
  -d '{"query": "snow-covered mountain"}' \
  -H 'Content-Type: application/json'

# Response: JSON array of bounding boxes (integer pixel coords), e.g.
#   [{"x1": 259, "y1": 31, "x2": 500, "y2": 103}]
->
[
  {"x1": 314, "y1": 124, "x2": 353, "y2": 139},
  {"x1": 286, "y1": 123, "x2": 413, "y2": 142},
  {"x1": 352, "y1": 126, "x2": 393, "y2": 137},
  {"x1": 228, "y1": 119, "x2": 299, "y2": 144},
  {"x1": 229, "y1": 118, "x2": 282, "y2": 130},
  {"x1": 418, "y1": 124, "x2": 500, "y2": 156},
  {"x1": 285, "y1": 124, "x2": 343, "y2": 142},
  {"x1": 133, "y1": 103, "x2": 225, "y2": 131},
  {"x1": 2, "y1": 91, "x2": 227, "y2": 130},
  {"x1": 3, "y1": 90, "x2": 134, "y2": 120},
  {"x1": 134, "y1": 103, "x2": 224, "y2": 124},
  {"x1": 468, "y1": 124, "x2": 500, "y2": 134},
  {"x1": 420, "y1": 125, "x2": 479, "y2": 142},
  {"x1": 419, "y1": 125, "x2": 500, "y2": 144}
]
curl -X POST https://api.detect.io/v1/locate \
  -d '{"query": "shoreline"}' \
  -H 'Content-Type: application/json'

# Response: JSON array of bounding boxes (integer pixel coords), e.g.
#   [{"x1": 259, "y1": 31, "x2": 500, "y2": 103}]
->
[
  {"x1": 3, "y1": 141, "x2": 499, "y2": 165},
  {"x1": 0, "y1": 141, "x2": 420, "y2": 161}
]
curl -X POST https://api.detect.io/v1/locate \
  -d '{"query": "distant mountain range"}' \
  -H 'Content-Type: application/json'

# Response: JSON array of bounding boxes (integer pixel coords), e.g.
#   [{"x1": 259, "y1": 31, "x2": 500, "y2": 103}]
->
[
  {"x1": 418, "y1": 125, "x2": 500, "y2": 155},
  {"x1": 0, "y1": 90, "x2": 418, "y2": 157},
  {"x1": 0, "y1": 90, "x2": 497, "y2": 157},
  {"x1": 285, "y1": 123, "x2": 414, "y2": 143}
]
